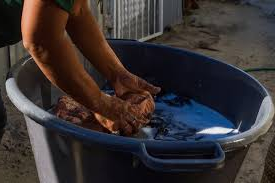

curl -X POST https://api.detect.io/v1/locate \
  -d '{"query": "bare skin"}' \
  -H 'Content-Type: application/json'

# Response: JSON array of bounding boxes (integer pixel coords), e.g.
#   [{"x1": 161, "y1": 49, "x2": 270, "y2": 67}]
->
[
  {"x1": 54, "y1": 91, "x2": 155, "y2": 135},
  {"x1": 65, "y1": 1, "x2": 160, "y2": 97},
  {"x1": 21, "y1": 0, "x2": 160, "y2": 136}
]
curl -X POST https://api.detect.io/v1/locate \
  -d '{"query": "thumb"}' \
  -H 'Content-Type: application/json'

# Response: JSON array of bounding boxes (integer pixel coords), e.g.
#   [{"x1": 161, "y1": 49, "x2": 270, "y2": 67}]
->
[{"x1": 138, "y1": 78, "x2": 161, "y2": 95}]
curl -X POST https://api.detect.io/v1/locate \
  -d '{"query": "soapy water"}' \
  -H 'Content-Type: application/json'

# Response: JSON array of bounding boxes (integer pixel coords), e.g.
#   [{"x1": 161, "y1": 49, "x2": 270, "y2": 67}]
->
[
  {"x1": 137, "y1": 93, "x2": 239, "y2": 141},
  {"x1": 103, "y1": 88, "x2": 240, "y2": 141}
]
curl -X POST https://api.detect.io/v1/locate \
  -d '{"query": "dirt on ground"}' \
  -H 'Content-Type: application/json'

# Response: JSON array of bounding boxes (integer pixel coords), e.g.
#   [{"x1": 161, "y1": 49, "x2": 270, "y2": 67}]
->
[
  {"x1": 153, "y1": 1, "x2": 275, "y2": 183},
  {"x1": 0, "y1": 0, "x2": 275, "y2": 183},
  {"x1": 0, "y1": 92, "x2": 38, "y2": 183}
]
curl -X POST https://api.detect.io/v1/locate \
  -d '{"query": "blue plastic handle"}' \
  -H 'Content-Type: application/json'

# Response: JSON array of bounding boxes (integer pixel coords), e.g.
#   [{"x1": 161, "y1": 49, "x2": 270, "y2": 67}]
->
[{"x1": 137, "y1": 141, "x2": 225, "y2": 172}]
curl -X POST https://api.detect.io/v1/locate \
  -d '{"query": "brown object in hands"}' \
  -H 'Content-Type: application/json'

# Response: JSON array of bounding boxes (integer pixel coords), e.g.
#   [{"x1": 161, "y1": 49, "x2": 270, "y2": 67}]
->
[
  {"x1": 53, "y1": 96, "x2": 110, "y2": 133},
  {"x1": 54, "y1": 92, "x2": 155, "y2": 135},
  {"x1": 120, "y1": 91, "x2": 155, "y2": 121}
]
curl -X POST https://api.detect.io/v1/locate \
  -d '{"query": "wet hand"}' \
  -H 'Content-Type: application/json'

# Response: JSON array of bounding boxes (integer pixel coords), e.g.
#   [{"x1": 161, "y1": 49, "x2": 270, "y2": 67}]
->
[
  {"x1": 120, "y1": 91, "x2": 155, "y2": 120},
  {"x1": 112, "y1": 70, "x2": 161, "y2": 97},
  {"x1": 98, "y1": 92, "x2": 155, "y2": 136}
]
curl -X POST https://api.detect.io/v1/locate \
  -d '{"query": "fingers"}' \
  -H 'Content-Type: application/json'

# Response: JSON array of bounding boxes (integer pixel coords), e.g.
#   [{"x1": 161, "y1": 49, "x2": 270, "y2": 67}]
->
[
  {"x1": 123, "y1": 110, "x2": 145, "y2": 134},
  {"x1": 94, "y1": 113, "x2": 134, "y2": 136},
  {"x1": 120, "y1": 91, "x2": 148, "y2": 104},
  {"x1": 119, "y1": 92, "x2": 154, "y2": 134},
  {"x1": 138, "y1": 92, "x2": 155, "y2": 120},
  {"x1": 137, "y1": 77, "x2": 161, "y2": 95},
  {"x1": 119, "y1": 120, "x2": 133, "y2": 136},
  {"x1": 94, "y1": 113, "x2": 119, "y2": 132},
  {"x1": 94, "y1": 105, "x2": 144, "y2": 136},
  {"x1": 113, "y1": 71, "x2": 161, "y2": 97},
  {"x1": 118, "y1": 112, "x2": 144, "y2": 136},
  {"x1": 97, "y1": 94, "x2": 154, "y2": 136}
]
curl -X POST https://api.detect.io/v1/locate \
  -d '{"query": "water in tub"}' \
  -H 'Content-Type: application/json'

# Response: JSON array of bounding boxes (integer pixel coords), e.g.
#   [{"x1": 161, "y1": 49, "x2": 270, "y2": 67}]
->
[{"x1": 105, "y1": 89, "x2": 240, "y2": 141}]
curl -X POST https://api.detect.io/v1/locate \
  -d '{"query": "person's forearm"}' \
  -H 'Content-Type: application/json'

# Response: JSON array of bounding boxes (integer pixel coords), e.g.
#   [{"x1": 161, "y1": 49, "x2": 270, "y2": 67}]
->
[
  {"x1": 21, "y1": 0, "x2": 108, "y2": 114},
  {"x1": 66, "y1": 5, "x2": 126, "y2": 83},
  {"x1": 29, "y1": 36, "x2": 105, "y2": 111},
  {"x1": 21, "y1": 0, "x2": 152, "y2": 135}
]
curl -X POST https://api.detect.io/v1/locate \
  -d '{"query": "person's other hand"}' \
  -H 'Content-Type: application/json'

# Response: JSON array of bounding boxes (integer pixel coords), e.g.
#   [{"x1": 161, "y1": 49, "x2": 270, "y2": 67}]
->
[
  {"x1": 112, "y1": 70, "x2": 161, "y2": 97},
  {"x1": 54, "y1": 95, "x2": 153, "y2": 136},
  {"x1": 98, "y1": 92, "x2": 154, "y2": 136},
  {"x1": 120, "y1": 91, "x2": 155, "y2": 120}
]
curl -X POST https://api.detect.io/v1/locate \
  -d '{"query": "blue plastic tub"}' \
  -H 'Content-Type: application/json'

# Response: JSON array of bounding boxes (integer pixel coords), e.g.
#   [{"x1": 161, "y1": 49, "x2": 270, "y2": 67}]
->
[{"x1": 6, "y1": 40, "x2": 274, "y2": 183}]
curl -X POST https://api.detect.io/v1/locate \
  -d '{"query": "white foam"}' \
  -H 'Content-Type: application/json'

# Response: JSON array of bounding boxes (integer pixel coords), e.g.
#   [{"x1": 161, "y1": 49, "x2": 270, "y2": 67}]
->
[{"x1": 138, "y1": 94, "x2": 239, "y2": 141}]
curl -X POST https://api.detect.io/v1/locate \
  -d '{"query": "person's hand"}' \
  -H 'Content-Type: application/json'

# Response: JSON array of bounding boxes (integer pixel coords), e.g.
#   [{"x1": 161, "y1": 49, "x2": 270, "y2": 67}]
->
[
  {"x1": 54, "y1": 94, "x2": 154, "y2": 136},
  {"x1": 120, "y1": 91, "x2": 155, "y2": 119},
  {"x1": 97, "y1": 92, "x2": 155, "y2": 136},
  {"x1": 112, "y1": 70, "x2": 161, "y2": 97}
]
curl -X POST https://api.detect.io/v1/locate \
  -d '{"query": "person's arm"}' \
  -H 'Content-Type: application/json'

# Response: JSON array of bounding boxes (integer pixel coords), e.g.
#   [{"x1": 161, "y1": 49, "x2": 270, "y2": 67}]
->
[
  {"x1": 66, "y1": 1, "x2": 160, "y2": 97},
  {"x1": 21, "y1": 0, "x2": 146, "y2": 135}
]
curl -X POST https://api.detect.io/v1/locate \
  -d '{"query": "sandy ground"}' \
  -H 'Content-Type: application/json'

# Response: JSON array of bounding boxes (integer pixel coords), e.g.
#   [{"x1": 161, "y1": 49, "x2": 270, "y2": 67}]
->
[
  {"x1": 0, "y1": 1, "x2": 275, "y2": 183},
  {"x1": 152, "y1": 1, "x2": 275, "y2": 183},
  {"x1": 0, "y1": 93, "x2": 38, "y2": 183}
]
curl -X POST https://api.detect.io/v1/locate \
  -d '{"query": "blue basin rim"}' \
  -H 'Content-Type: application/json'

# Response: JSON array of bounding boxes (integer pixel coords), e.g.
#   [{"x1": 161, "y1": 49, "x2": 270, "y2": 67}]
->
[{"x1": 5, "y1": 40, "x2": 274, "y2": 172}]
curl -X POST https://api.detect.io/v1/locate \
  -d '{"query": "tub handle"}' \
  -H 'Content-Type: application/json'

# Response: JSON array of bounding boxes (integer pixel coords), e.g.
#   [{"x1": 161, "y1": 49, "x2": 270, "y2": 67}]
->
[{"x1": 137, "y1": 141, "x2": 225, "y2": 172}]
